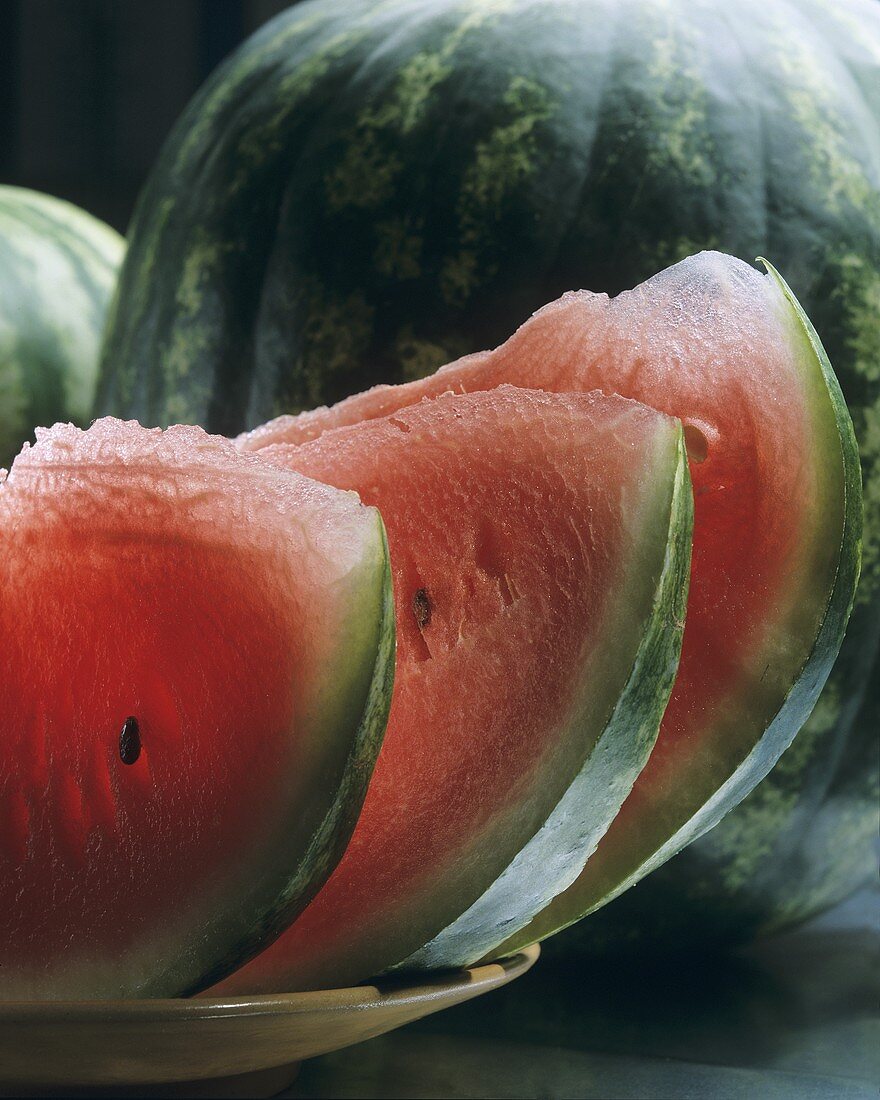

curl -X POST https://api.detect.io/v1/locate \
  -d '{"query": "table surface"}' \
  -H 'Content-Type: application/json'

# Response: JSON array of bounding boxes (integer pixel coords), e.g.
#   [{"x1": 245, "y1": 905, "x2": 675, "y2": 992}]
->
[{"x1": 283, "y1": 887, "x2": 880, "y2": 1099}]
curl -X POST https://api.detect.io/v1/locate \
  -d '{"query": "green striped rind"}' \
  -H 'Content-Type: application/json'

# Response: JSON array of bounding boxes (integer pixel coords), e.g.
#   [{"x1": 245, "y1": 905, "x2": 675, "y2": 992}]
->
[
  {"x1": 556, "y1": 646, "x2": 880, "y2": 958},
  {"x1": 95, "y1": 0, "x2": 879, "y2": 438},
  {"x1": 664, "y1": 650, "x2": 879, "y2": 946},
  {"x1": 398, "y1": 426, "x2": 692, "y2": 971},
  {"x1": 498, "y1": 265, "x2": 863, "y2": 954},
  {"x1": 0, "y1": 187, "x2": 124, "y2": 467},
  {"x1": 184, "y1": 514, "x2": 396, "y2": 995}
]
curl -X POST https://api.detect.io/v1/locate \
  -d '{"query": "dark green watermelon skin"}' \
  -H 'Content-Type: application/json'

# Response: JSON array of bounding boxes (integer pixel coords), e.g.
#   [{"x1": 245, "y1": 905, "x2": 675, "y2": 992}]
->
[{"x1": 97, "y1": 0, "x2": 880, "y2": 945}]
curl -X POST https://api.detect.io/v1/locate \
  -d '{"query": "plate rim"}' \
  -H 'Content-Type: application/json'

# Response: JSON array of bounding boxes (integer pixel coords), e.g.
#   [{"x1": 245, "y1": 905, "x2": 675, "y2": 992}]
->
[{"x1": 0, "y1": 943, "x2": 539, "y2": 1022}]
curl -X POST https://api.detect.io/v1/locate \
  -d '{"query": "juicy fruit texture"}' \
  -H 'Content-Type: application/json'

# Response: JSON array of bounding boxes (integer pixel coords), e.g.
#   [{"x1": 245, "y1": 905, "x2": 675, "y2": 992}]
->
[
  {"x1": 215, "y1": 386, "x2": 691, "y2": 993},
  {"x1": 0, "y1": 186, "x2": 124, "y2": 466},
  {"x1": 241, "y1": 253, "x2": 861, "y2": 949},
  {"x1": 0, "y1": 419, "x2": 393, "y2": 999},
  {"x1": 97, "y1": 0, "x2": 879, "y2": 939}
]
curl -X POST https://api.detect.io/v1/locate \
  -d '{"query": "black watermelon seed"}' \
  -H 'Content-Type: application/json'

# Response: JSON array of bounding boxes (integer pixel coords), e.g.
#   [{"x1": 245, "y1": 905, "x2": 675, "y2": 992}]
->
[
  {"x1": 413, "y1": 587, "x2": 432, "y2": 630},
  {"x1": 119, "y1": 717, "x2": 141, "y2": 765}
]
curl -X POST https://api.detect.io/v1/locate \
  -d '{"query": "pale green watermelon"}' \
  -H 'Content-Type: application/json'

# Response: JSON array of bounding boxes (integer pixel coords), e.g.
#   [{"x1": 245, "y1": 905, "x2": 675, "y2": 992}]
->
[{"x1": 0, "y1": 186, "x2": 124, "y2": 467}]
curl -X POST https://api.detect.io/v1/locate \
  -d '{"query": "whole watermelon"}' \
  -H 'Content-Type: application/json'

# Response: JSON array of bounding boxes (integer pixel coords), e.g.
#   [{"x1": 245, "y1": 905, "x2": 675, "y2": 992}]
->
[
  {"x1": 96, "y1": 0, "x2": 880, "y2": 949},
  {"x1": 0, "y1": 187, "x2": 125, "y2": 467}
]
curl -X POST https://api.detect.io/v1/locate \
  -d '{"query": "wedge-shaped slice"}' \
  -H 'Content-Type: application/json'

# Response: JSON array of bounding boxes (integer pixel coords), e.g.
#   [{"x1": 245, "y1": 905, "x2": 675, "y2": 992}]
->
[
  {"x1": 0, "y1": 418, "x2": 393, "y2": 999},
  {"x1": 240, "y1": 253, "x2": 861, "y2": 953},
  {"x1": 216, "y1": 386, "x2": 691, "y2": 993}
]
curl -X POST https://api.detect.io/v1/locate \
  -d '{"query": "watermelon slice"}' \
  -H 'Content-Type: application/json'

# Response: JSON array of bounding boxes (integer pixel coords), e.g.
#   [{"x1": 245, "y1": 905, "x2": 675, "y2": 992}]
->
[
  {"x1": 215, "y1": 385, "x2": 692, "y2": 993},
  {"x1": 239, "y1": 253, "x2": 861, "y2": 955},
  {"x1": 0, "y1": 419, "x2": 394, "y2": 999}
]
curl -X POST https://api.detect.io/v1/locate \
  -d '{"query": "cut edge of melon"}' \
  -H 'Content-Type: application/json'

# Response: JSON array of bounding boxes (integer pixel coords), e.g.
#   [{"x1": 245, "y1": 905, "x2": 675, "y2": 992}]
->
[
  {"x1": 189, "y1": 513, "x2": 397, "y2": 995},
  {"x1": 397, "y1": 420, "x2": 693, "y2": 971},
  {"x1": 88, "y1": 512, "x2": 395, "y2": 999},
  {"x1": 0, "y1": 421, "x2": 397, "y2": 999},
  {"x1": 496, "y1": 261, "x2": 863, "y2": 954},
  {"x1": 616, "y1": 260, "x2": 864, "y2": 893}
]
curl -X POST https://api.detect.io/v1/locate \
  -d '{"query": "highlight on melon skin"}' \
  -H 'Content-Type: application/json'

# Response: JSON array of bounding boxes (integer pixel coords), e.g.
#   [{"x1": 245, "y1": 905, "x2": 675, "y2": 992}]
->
[
  {"x1": 0, "y1": 417, "x2": 394, "y2": 1000},
  {"x1": 238, "y1": 251, "x2": 862, "y2": 961},
  {"x1": 213, "y1": 384, "x2": 693, "y2": 994}
]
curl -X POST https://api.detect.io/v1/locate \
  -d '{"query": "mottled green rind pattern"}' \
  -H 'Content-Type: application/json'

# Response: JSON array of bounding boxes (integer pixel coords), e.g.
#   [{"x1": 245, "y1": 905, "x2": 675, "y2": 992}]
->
[
  {"x1": 97, "y1": 0, "x2": 879, "y2": 940},
  {"x1": 398, "y1": 426, "x2": 692, "y2": 971},
  {"x1": 0, "y1": 187, "x2": 124, "y2": 467},
  {"x1": 180, "y1": 515, "x2": 396, "y2": 996}
]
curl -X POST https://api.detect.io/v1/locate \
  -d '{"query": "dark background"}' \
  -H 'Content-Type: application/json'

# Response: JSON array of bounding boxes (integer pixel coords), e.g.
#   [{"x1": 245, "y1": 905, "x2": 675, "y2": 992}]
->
[{"x1": 0, "y1": 0, "x2": 297, "y2": 232}]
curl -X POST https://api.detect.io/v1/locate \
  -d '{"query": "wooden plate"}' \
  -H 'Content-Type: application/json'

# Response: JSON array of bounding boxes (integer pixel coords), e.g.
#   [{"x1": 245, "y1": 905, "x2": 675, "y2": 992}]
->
[{"x1": 0, "y1": 945, "x2": 539, "y2": 1098}]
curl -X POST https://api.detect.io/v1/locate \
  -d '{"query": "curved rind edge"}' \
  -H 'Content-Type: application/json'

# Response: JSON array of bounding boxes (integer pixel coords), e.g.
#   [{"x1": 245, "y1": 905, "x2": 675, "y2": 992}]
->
[
  {"x1": 180, "y1": 512, "x2": 396, "y2": 995},
  {"x1": 628, "y1": 259, "x2": 864, "y2": 870},
  {"x1": 630, "y1": 260, "x2": 864, "y2": 878},
  {"x1": 497, "y1": 261, "x2": 863, "y2": 953},
  {"x1": 400, "y1": 423, "x2": 693, "y2": 969}
]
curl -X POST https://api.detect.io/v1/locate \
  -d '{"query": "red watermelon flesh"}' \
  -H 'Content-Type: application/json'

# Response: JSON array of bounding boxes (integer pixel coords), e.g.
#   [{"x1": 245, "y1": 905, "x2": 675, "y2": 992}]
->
[
  {"x1": 215, "y1": 385, "x2": 692, "y2": 993},
  {"x1": 239, "y1": 252, "x2": 855, "y2": 949},
  {"x1": 0, "y1": 418, "x2": 393, "y2": 999}
]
